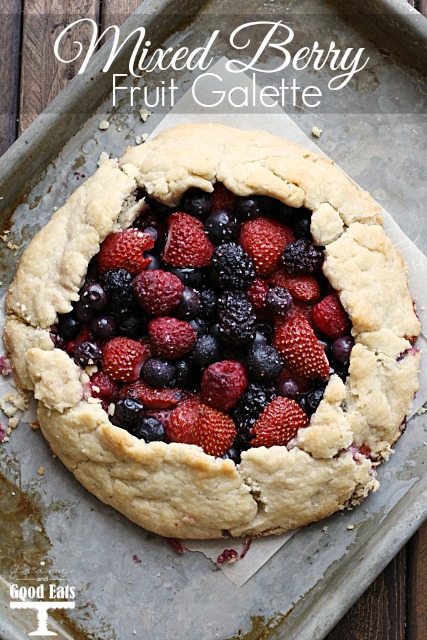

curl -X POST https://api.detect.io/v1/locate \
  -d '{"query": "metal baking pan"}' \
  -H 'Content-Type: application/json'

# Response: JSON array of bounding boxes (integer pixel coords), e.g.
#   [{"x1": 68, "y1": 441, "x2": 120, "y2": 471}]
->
[{"x1": 1, "y1": 1, "x2": 426, "y2": 638}]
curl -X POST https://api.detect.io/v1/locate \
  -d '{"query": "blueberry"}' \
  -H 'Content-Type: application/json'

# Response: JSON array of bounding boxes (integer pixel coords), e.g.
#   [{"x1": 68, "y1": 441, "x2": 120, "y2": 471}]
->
[
  {"x1": 304, "y1": 387, "x2": 325, "y2": 415},
  {"x1": 252, "y1": 324, "x2": 273, "y2": 346},
  {"x1": 181, "y1": 188, "x2": 212, "y2": 218},
  {"x1": 80, "y1": 282, "x2": 107, "y2": 312},
  {"x1": 170, "y1": 267, "x2": 204, "y2": 289},
  {"x1": 175, "y1": 359, "x2": 198, "y2": 389},
  {"x1": 175, "y1": 287, "x2": 201, "y2": 320},
  {"x1": 189, "y1": 317, "x2": 208, "y2": 336},
  {"x1": 257, "y1": 196, "x2": 280, "y2": 216},
  {"x1": 132, "y1": 417, "x2": 167, "y2": 442},
  {"x1": 235, "y1": 197, "x2": 261, "y2": 220},
  {"x1": 192, "y1": 335, "x2": 220, "y2": 368},
  {"x1": 277, "y1": 378, "x2": 302, "y2": 400},
  {"x1": 73, "y1": 341, "x2": 102, "y2": 367},
  {"x1": 118, "y1": 315, "x2": 146, "y2": 339},
  {"x1": 142, "y1": 358, "x2": 176, "y2": 388},
  {"x1": 111, "y1": 397, "x2": 144, "y2": 429},
  {"x1": 74, "y1": 299, "x2": 95, "y2": 323},
  {"x1": 265, "y1": 287, "x2": 292, "y2": 316},
  {"x1": 205, "y1": 210, "x2": 239, "y2": 245},
  {"x1": 90, "y1": 315, "x2": 116, "y2": 339},
  {"x1": 247, "y1": 344, "x2": 283, "y2": 381},
  {"x1": 331, "y1": 336, "x2": 354, "y2": 365},
  {"x1": 145, "y1": 196, "x2": 171, "y2": 215},
  {"x1": 200, "y1": 289, "x2": 218, "y2": 321},
  {"x1": 57, "y1": 313, "x2": 80, "y2": 340},
  {"x1": 291, "y1": 209, "x2": 312, "y2": 238},
  {"x1": 222, "y1": 447, "x2": 241, "y2": 463}
]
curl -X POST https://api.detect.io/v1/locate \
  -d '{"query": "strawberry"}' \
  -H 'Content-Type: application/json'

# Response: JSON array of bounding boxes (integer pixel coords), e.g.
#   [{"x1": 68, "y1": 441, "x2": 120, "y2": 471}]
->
[
  {"x1": 148, "y1": 317, "x2": 196, "y2": 359},
  {"x1": 311, "y1": 293, "x2": 351, "y2": 339},
  {"x1": 270, "y1": 271, "x2": 321, "y2": 303},
  {"x1": 163, "y1": 212, "x2": 214, "y2": 268},
  {"x1": 192, "y1": 403, "x2": 237, "y2": 457},
  {"x1": 122, "y1": 380, "x2": 182, "y2": 409},
  {"x1": 97, "y1": 229, "x2": 154, "y2": 275},
  {"x1": 132, "y1": 269, "x2": 184, "y2": 316},
  {"x1": 211, "y1": 183, "x2": 236, "y2": 213},
  {"x1": 102, "y1": 337, "x2": 150, "y2": 382},
  {"x1": 274, "y1": 314, "x2": 329, "y2": 380},
  {"x1": 201, "y1": 360, "x2": 248, "y2": 412},
  {"x1": 90, "y1": 371, "x2": 117, "y2": 401},
  {"x1": 251, "y1": 397, "x2": 309, "y2": 447},
  {"x1": 166, "y1": 398, "x2": 199, "y2": 443},
  {"x1": 247, "y1": 278, "x2": 269, "y2": 309},
  {"x1": 240, "y1": 217, "x2": 294, "y2": 276}
]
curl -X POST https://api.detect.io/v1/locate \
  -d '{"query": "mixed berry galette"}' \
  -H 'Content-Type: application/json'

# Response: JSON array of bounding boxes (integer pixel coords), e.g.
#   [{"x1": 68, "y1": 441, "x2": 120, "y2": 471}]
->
[{"x1": 4, "y1": 124, "x2": 420, "y2": 538}]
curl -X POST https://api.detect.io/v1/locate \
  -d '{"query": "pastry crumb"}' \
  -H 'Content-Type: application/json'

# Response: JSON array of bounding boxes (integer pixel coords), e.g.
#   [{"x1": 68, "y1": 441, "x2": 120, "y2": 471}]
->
[
  {"x1": 0, "y1": 422, "x2": 9, "y2": 443},
  {"x1": 37, "y1": 466, "x2": 46, "y2": 476},
  {"x1": 311, "y1": 126, "x2": 322, "y2": 138},
  {"x1": 139, "y1": 109, "x2": 151, "y2": 122},
  {"x1": 98, "y1": 151, "x2": 110, "y2": 167},
  {"x1": 347, "y1": 524, "x2": 355, "y2": 530},
  {"x1": 85, "y1": 364, "x2": 98, "y2": 376},
  {"x1": 108, "y1": 403, "x2": 115, "y2": 416},
  {"x1": 416, "y1": 406, "x2": 427, "y2": 416},
  {"x1": 30, "y1": 420, "x2": 40, "y2": 430},
  {"x1": 98, "y1": 119, "x2": 110, "y2": 131}
]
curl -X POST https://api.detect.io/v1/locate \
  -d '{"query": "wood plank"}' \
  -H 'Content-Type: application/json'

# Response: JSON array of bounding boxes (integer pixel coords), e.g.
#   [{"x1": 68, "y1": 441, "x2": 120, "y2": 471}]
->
[
  {"x1": 327, "y1": 549, "x2": 406, "y2": 640},
  {"x1": 101, "y1": 0, "x2": 141, "y2": 30},
  {"x1": 0, "y1": 0, "x2": 22, "y2": 155},
  {"x1": 19, "y1": 0, "x2": 99, "y2": 132},
  {"x1": 406, "y1": 521, "x2": 427, "y2": 639}
]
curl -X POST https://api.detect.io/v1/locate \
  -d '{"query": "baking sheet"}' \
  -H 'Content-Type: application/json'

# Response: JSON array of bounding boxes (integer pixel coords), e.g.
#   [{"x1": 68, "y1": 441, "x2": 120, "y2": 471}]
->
[{"x1": 0, "y1": 1, "x2": 426, "y2": 639}]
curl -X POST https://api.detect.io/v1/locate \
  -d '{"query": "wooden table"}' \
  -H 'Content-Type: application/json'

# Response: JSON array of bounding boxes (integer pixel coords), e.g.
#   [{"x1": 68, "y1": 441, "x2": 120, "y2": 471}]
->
[{"x1": 1, "y1": 1, "x2": 426, "y2": 638}]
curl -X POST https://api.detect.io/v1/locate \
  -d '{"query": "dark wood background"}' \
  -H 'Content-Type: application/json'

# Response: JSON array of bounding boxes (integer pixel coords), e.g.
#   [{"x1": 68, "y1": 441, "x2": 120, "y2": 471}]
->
[{"x1": 1, "y1": 1, "x2": 426, "y2": 638}]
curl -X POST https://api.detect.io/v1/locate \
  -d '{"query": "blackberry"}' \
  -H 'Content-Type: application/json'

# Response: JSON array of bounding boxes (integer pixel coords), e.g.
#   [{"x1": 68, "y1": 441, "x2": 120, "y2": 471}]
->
[
  {"x1": 211, "y1": 243, "x2": 255, "y2": 290},
  {"x1": 246, "y1": 344, "x2": 283, "y2": 382},
  {"x1": 192, "y1": 334, "x2": 220, "y2": 368},
  {"x1": 100, "y1": 268, "x2": 135, "y2": 313},
  {"x1": 265, "y1": 287, "x2": 292, "y2": 316},
  {"x1": 218, "y1": 291, "x2": 256, "y2": 345},
  {"x1": 199, "y1": 289, "x2": 218, "y2": 321},
  {"x1": 282, "y1": 239, "x2": 324, "y2": 275},
  {"x1": 232, "y1": 382, "x2": 277, "y2": 447},
  {"x1": 205, "y1": 210, "x2": 239, "y2": 245},
  {"x1": 74, "y1": 341, "x2": 102, "y2": 367}
]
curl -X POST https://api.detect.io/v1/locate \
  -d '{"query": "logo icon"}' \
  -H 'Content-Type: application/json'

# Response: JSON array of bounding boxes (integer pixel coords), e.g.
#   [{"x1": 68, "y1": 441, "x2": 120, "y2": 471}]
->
[{"x1": 9, "y1": 583, "x2": 76, "y2": 637}]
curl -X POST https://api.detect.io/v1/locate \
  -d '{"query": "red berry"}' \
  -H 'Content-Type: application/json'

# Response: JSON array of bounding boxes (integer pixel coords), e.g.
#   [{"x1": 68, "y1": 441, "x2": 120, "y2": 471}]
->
[
  {"x1": 90, "y1": 371, "x2": 117, "y2": 401},
  {"x1": 122, "y1": 380, "x2": 182, "y2": 409},
  {"x1": 201, "y1": 360, "x2": 248, "y2": 412},
  {"x1": 148, "y1": 317, "x2": 196, "y2": 359},
  {"x1": 311, "y1": 293, "x2": 351, "y2": 339},
  {"x1": 270, "y1": 271, "x2": 321, "y2": 303},
  {"x1": 247, "y1": 278, "x2": 269, "y2": 310},
  {"x1": 163, "y1": 212, "x2": 214, "y2": 268},
  {"x1": 274, "y1": 314, "x2": 329, "y2": 380},
  {"x1": 193, "y1": 403, "x2": 237, "y2": 457},
  {"x1": 240, "y1": 217, "x2": 294, "y2": 276},
  {"x1": 102, "y1": 337, "x2": 150, "y2": 382},
  {"x1": 98, "y1": 229, "x2": 154, "y2": 275},
  {"x1": 166, "y1": 397, "x2": 199, "y2": 444},
  {"x1": 251, "y1": 397, "x2": 309, "y2": 447},
  {"x1": 132, "y1": 269, "x2": 184, "y2": 315},
  {"x1": 211, "y1": 183, "x2": 236, "y2": 213}
]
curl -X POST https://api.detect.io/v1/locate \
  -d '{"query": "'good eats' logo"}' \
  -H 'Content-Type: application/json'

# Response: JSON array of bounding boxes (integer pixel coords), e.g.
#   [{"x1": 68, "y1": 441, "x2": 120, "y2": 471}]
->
[{"x1": 9, "y1": 583, "x2": 76, "y2": 637}]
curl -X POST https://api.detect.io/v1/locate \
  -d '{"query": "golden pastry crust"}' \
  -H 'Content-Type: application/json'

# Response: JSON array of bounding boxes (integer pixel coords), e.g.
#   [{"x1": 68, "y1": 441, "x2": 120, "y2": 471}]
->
[{"x1": 3, "y1": 124, "x2": 421, "y2": 538}]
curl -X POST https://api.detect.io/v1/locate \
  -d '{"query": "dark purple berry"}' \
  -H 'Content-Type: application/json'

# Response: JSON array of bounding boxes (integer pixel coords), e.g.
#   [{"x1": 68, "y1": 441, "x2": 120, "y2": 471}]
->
[
  {"x1": 145, "y1": 196, "x2": 171, "y2": 215},
  {"x1": 304, "y1": 387, "x2": 325, "y2": 415},
  {"x1": 218, "y1": 291, "x2": 256, "y2": 345},
  {"x1": 222, "y1": 447, "x2": 241, "y2": 463},
  {"x1": 142, "y1": 358, "x2": 175, "y2": 388},
  {"x1": 291, "y1": 209, "x2": 312, "y2": 238},
  {"x1": 118, "y1": 315, "x2": 146, "y2": 339},
  {"x1": 181, "y1": 188, "x2": 212, "y2": 218},
  {"x1": 50, "y1": 331, "x2": 65, "y2": 349},
  {"x1": 143, "y1": 226, "x2": 158, "y2": 242},
  {"x1": 211, "y1": 243, "x2": 255, "y2": 290},
  {"x1": 277, "y1": 378, "x2": 302, "y2": 400},
  {"x1": 100, "y1": 268, "x2": 134, "y2": 311},
  {"x1": 200, "y1": 289, "x2": 217, "y2": 321},
  {"x1": 257, "y1": 196, "x2": 280, "y2": 216},
  {"x1": 90, "y1": 315, "x2": 116, "y2": 339},
  {"x1": 189, "y1": 317, "x2": 208, "y2": 336},
  {"x1": 265, "y1": 287, "x2": 292, "y2": 316},
  {"x1": 252, "y1": 324, "x2": 273, "y2": 346},
  {"x1": 175, "y1": 359, "x2": 197, "y2": 389},
  {"x1": 74, "y1": 299, "x2": 94, "y2": 323},
  {"x1": 170, "y1": 267, "x2": 204, "y2": 289},
  {"x1": 282, "y1": 239, "x2": 324, "y2": 275},
  {"x1": 205, "y1": 210, "x2": 239, "y2": 245},
  {"x1": 146, "y1": 255, "x2": 162, "y2": 270},
  {"x1": 192, "y1": 335, "x2": 220, "y2": 368},
  {"x1": 331, "y1": 336, "x2": 354, "y2": 365},
  {"x1": 73, "y1": 341, "x2": 102, "y2": 367},
  {"x1": 57, "y1": 313, "x2": 80, "y2": 340},
  {"x1": 111, "y1": 397, "x2": 144, "y2": 429},
  {"x1": 80, "y1": 282, "x2": 107, "y2": 312},
  {"x1": 235, "y1": 197, "x2": 261, "y2": 220},
  {"x1": 175, "y1": 287, "x2": 201, "y2": 320},
  {"x1": 132, "y1": 417, "x2": 166, "y2": 442},
  {"x1": 246, "y1": 344, "x2": 283, "y2": 381}
]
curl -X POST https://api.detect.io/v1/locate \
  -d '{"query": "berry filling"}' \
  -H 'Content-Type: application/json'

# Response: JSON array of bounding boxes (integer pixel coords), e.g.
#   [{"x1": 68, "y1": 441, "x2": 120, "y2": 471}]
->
[{"x1": 51, "y1": 184, "x2": 356, "y2": 461}]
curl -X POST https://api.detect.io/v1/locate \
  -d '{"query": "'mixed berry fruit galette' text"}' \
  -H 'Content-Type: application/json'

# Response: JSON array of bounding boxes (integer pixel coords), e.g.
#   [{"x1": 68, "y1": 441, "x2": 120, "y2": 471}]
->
[{"x1": 4, "y1": 124, "x2": 420, "y2": 539}]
